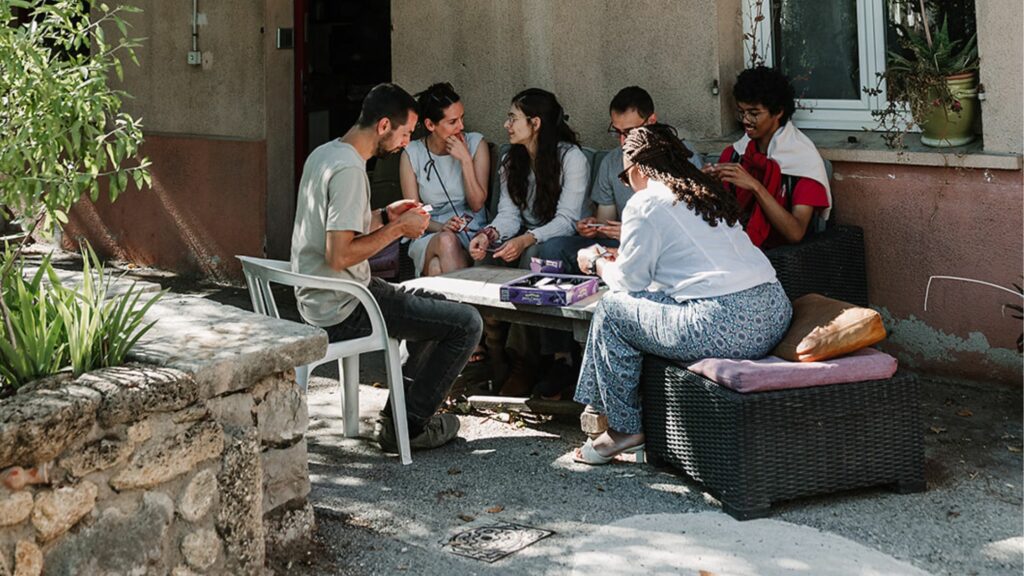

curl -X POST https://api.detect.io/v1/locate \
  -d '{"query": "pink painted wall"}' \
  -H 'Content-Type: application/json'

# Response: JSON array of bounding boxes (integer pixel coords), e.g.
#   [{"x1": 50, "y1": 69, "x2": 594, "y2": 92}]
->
[
  {"x1": 66, "y1": 135, "x2": 268, "y2": 282},
  {"x1": 831, "y1": 161, "x2": 1023, "y2": 384}
]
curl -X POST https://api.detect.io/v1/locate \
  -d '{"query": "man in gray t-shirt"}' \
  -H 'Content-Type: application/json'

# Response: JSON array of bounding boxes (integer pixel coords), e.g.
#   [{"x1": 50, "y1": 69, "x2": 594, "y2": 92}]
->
[
  {"x1": 536, "y1": 86, "x2": 702, "y2": 274},
  {"x1": 290, "y1": 83, "x2": 482, "y2": 456}
]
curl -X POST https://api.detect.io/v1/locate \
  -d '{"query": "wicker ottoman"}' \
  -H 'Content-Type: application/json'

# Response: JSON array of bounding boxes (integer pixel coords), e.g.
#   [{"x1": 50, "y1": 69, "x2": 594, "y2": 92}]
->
[{"x1": 641, "y1": 355, "x2": 926, "y2": 520}]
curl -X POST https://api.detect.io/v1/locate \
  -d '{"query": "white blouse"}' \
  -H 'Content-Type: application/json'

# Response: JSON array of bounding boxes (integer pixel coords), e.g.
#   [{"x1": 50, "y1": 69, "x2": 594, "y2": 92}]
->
[
  {"x1": 601, "y1": 180, "x2": 777, "y2": 301},
  {"x1": 488, "y1": 142, "x2": 589, "y2": 243}
]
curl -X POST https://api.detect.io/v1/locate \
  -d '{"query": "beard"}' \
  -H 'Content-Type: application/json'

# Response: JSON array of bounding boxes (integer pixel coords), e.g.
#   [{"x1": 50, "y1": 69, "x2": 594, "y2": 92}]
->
[{"x1": 374, "y1": 132, "x2": 402, "y2": 158}]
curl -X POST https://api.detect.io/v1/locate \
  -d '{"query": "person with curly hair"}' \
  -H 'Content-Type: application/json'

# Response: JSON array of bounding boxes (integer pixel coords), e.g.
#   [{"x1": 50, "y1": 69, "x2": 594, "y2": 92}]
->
[
  {"x1": 572, "y1": 124, "x2": 792, "y2": 465},
  {"x1": 704, "y1": 66, "x2": 832, "y2": 248}
]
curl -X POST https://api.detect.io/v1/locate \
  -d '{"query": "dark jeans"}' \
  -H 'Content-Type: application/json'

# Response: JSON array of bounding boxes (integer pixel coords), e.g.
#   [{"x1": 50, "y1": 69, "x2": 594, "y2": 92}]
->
[
  {"x1": 324, "y1": 278, "x2": 483, "y2": 432},
  {"x1": 535, "y1": 235, "x2": 620, "y2": 274}
]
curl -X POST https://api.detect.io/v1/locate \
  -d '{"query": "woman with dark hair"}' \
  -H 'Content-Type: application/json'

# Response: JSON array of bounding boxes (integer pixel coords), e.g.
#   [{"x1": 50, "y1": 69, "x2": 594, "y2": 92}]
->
[
  {"x1": 468, "y1": 88, "x2": 589, "y2": 396},
  {"x1": 572, "y1": 124, "x2": 792, "y2": 465},
  {"x1": 704, "y1": 66, "x2": 832, "y2": 249},
  {"x1": 468, "y1": 88, "x2": 588, "y2": 264},
  {"x1": 400, "y1": 82, "x2": 490, "y2": 277}
]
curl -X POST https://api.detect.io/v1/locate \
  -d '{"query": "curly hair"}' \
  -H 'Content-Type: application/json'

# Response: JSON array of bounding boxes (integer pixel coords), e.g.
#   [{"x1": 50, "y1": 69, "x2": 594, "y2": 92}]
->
[
  {"x1": 501, "y1": 88, "x2": 581, "y2": 223},
  {"x1": 733, "y1": 66, "x2": 796, "y2": 125},
  {"x1": 622, "y1": 124, "x2": 741, "y2": 227}
]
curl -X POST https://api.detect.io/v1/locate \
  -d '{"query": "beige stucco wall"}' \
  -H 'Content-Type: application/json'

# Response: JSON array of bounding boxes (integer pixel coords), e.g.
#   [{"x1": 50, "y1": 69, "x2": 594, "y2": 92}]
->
[
  {"x1": 976, "y1": 0, "x2": 1024, "y2": 155},
  {"x1": 392, "y1": 0, "x2": 741, "y2": 147},
  {"x1": 115, "y1": 0, "x2": 267, "y2": 139}
]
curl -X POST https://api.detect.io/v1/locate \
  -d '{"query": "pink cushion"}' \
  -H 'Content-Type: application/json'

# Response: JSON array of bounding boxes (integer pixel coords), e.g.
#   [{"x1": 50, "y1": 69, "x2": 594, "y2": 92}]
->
[{"x1": 687, "y1": 348, "x2": 898, "y2": 393}]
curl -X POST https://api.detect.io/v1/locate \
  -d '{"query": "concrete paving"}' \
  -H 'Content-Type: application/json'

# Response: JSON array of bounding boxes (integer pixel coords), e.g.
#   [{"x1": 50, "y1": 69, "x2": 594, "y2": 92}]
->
[{"x1": 276, "y1": 359, "x2": 1023, "y2": 576}]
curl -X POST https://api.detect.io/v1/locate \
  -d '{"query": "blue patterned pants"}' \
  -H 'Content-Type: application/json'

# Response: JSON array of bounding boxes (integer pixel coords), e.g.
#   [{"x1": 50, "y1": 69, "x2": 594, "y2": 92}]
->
[{"x1": 574, "y1": 282, "x2": 792, "y2": 434}]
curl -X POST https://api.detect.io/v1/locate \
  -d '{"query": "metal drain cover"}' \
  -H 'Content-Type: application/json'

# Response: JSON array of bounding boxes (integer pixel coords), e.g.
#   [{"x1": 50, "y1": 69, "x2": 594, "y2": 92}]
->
[{"x1": 444, "y1": 521, "x2": 554, "y2": 562}]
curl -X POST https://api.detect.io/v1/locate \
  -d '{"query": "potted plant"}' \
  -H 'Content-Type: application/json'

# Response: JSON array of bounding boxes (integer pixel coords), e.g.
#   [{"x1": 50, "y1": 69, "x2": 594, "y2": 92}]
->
[{"x1": 868, "y1": 0, "x2": 979, "y2": 148}]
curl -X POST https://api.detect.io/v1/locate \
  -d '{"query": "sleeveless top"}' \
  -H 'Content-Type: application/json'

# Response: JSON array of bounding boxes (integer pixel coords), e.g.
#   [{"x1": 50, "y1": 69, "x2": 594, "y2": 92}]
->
[{"x1": 403, "y1": 132, "x2": 486, "y2": 233}]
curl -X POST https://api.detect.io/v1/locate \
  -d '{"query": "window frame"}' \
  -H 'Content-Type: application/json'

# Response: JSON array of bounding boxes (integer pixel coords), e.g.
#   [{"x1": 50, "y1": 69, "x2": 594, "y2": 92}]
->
[{"x1": 743, "y1": 0, "x2": 894, "y2": 130}]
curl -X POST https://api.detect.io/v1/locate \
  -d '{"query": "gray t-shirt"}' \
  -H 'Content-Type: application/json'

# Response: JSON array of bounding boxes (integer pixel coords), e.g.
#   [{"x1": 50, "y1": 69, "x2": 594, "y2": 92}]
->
[
  {"x1": 290, "y1": 140, "x2": 372, "y2": 327},
  {"x1": 591, "y1": 141, "x2": 704, "y2": 217}
]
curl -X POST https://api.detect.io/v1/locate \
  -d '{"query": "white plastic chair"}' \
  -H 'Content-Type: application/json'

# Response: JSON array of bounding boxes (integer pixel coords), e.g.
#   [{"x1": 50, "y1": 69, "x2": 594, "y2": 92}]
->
[{"x1": 237, "y1": 256, "x2": 411, "y2": 465}]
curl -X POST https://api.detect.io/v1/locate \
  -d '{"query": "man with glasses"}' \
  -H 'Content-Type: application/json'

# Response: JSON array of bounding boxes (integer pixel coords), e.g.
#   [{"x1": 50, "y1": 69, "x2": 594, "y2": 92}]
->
[
  {"x1": 702, "y1": 66, "x2": 831, "y2": 249},
  {"x1": 536, "y1": 86, "x2": 702, "y2": 273}
]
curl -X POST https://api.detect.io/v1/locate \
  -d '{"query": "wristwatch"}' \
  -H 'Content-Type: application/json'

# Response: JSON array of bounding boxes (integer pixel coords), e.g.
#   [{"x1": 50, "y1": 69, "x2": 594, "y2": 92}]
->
[
  {"x1": 586, "y1": 252, "x2": 604, "y2": 274},
  {"x1": 379, "y1": 208, "x2": 390, "y2": 225}
]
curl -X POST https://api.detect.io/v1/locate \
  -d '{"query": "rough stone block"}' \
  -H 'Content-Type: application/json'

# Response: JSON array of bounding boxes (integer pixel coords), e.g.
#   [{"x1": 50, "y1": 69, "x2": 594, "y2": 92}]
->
[
  {"x1": 254, "y1": 378, "x2": 307, "y2": 446},
  {"x1": 60, "y1": 437, "x2": 133, "y2": 479},
  {"x1": 217, "y1": 428, "x2": 264, "y2": 575},
  {"x1": 129, "y1": 296, "x2": 326, "y2": 399},
  {"x1": 260, "y1": 439, "x2": 310, "y2": 514},
  {"x1": 31, "y1": 481, "x2": 98, "y2": 542},
  {"x1": 264, "y1": 500, "x2": 316, "y2": 559},
  {"x1": 0, "y1": 491, "x2": 33, "y2": 527},
  {"x1": 580, "y1": 410, "x2": 608, "y2": 438},
  {"x1": 171, "y1": 565, "x2": 202, "y2": 576},
  {"x1": 180, "y1": 528, "x2": 221, "y2": 571},
  {"x1": 45, "y1": 492, "x2": 174, "y2": 576},
  {"x1": 13, "y1": 540, "x2": 41, "y2": 576},
  {"x1": 75, "y1": 365, "x2": 198, "y2": 427},
  {"x1": 205, "y1": 393, "x2": 254, "y2": 429},
  {"x1": 179, "y1": 468, "x2": 218, "y2": 523},
  {"x1": 111, "y1": 421, "x2": 223, "y2": 491},
  {"x1": 0, "y1": 385, "x2": 100, "y2": 469}
]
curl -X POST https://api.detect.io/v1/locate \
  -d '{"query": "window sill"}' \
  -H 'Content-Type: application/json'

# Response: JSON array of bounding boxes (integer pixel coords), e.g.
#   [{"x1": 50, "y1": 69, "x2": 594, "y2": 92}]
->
[{"x1": 689, "y1": 130, "x2": 1022, "y2": 171}]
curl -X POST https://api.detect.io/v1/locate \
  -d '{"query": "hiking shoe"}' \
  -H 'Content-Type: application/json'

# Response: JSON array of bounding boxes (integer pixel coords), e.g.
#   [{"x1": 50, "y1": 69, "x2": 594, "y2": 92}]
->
[{"x1": 377, "y1": 413, "x2": 461, "y2": 454}]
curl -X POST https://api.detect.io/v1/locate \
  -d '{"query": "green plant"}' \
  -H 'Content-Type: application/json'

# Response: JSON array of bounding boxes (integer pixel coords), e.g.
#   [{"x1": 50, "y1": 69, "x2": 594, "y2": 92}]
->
[
  {"x1": 0, "y1": 242, "x2": 163, "y2": 394},
  {"x1": 55, "y1": 243, "x2": 162, "y2": 375},
  {"x1": 0, "y1": 248, "x2": 67, "y2": 388},
  {"x1": 0, "y1": 0, "x2": 151, "y2": 351},
  {"x1": 866, "y1": 0, "x2": 978, "y2": 148}
]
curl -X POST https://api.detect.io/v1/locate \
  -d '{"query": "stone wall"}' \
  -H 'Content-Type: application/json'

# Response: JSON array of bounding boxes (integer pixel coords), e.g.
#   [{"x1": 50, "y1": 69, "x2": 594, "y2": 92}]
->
[{"x1": 0, "y1": 291, "x2": 326, "y2": 575}]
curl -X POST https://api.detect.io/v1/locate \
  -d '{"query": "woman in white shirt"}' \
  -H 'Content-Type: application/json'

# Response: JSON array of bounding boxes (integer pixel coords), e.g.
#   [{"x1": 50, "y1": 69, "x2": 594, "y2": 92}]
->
[
  {"x1": 572, "y1": 124, "x2": 792, "y2": 465},
  {"x1": 400, "y1": 82, "x2": 490, "y2": 277}
]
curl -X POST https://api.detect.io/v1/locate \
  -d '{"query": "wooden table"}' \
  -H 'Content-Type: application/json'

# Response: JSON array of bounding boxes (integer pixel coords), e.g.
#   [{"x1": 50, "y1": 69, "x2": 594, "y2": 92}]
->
[{"x1": 402, "y1": 265, "x2": 604, "y2": 342}]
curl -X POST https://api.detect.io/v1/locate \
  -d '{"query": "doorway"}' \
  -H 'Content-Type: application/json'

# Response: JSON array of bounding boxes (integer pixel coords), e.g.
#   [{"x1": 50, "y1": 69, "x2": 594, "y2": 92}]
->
[{"x1": 294, "y1": 0, "x2": 392, "y2": 177}]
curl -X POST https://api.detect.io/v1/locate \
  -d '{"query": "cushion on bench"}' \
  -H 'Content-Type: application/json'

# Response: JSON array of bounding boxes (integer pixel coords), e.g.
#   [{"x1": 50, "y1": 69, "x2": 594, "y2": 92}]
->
[{"x1": 687, "y1": 347, "x2": 898, "y2": 393}]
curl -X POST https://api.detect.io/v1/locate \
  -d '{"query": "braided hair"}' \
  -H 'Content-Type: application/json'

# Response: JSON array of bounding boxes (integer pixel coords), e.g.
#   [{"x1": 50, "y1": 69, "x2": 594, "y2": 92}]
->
[{"x1": 622, "y1": 124, "x2": 741, "y2": 227}]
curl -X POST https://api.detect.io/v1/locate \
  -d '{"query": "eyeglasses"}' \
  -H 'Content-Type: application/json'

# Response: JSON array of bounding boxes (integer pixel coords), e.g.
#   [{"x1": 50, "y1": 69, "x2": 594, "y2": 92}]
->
[
  {"x1": 617, "y1": 166, "x2": 632, "y2": 187},
  {"x1": 735, "y1": 108, "x2": 765, "y2": 123},
  {"x1": 607, "y1": 117, "x2": 649, "y2": 139}
]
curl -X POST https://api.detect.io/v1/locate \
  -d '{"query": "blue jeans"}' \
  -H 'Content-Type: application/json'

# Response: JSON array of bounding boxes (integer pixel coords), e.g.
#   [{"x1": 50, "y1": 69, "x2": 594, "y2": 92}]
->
[
  {"x1": 574, "y1": 282, "x2": 792, "y2": 434},
  {"x1": 535, "y1": 235, "x2": 619, "y2": 274},
  {"x1": 325, "y1": 278, "x2": 483, "y2": 432}
]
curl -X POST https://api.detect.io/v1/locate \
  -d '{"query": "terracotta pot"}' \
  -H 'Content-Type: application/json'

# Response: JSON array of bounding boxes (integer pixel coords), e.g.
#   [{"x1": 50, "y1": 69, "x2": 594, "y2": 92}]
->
[{"x1": 920, "y1": 72, "x2": 978, "y2": 148}]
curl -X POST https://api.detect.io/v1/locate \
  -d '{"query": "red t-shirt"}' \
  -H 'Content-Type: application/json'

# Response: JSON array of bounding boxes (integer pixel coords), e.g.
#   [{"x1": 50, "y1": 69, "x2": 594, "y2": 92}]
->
[{"x1": 718, "y1": 146, "x2": 829, "y2": 249}]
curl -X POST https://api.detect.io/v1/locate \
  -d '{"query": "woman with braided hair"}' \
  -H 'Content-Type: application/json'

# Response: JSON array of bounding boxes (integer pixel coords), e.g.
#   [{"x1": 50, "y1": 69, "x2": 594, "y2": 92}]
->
[{"x1": 572, "y1": 123, "x2": 792, "y2": 465}]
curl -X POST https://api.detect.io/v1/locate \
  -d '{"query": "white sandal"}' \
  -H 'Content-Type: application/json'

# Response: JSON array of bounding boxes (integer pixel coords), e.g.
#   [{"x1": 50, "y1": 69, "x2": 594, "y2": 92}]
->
[{"x1": 573, "y1": 438, "x2": 646, "y2": 465}]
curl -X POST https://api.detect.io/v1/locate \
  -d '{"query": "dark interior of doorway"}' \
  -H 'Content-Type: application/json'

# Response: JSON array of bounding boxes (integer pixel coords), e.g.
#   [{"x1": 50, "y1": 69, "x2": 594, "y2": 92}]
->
[{"x1": 296, "y1": 0, "x2": 391, "y2": 175}]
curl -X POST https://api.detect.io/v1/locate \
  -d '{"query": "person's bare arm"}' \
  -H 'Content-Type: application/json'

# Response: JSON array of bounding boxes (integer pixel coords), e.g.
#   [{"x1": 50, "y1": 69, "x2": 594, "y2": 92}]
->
[
  {"x1": 717, "y1": 163, "x2": 813, "y2": 243},
  {"x1": 325, "y1": 208, "x2": 429, "y2": 272}
]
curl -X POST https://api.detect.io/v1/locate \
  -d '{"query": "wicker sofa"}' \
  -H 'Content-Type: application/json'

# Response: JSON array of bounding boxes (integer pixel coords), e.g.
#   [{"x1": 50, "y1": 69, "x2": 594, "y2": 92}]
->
[
  {"x1": 641, "y1": 357, "x2": 926, "y2": 520},
  {"x1": 638, "y1": 225, "x2": 925, "y2": 520}
]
